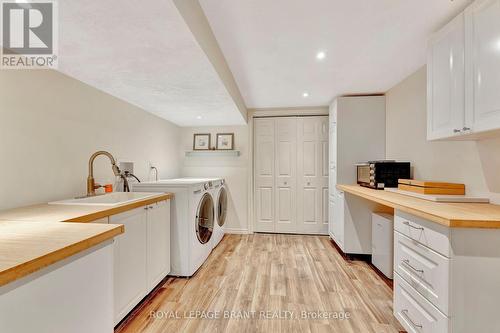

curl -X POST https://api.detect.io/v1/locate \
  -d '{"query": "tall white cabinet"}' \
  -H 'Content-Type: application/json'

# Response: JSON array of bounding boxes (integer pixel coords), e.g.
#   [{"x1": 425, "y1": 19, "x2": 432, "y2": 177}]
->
[
  {"x1": 328, "y1": 96, "x2": 386, "y2": 255},
  {"x1": 254, "y1": 116, "x2": 329, "y2": 234},
  {"x1": 428, "y1": 0, "x2": 500, "y2": 140}
]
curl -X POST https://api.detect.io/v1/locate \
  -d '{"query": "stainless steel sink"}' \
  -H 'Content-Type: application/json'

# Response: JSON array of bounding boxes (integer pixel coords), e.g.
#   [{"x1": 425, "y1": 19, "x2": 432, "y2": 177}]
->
[{"x1": 49, "y1": 192, "x2": 159, "y2": 207}]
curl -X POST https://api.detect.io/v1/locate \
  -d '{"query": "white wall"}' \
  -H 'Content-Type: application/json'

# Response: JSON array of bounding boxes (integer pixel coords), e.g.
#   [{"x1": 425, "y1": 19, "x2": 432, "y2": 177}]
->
[
  {"x1": 386, "y1": 66, "x2": 500, "y2": 203},
  {"x1": 0, "y1": 70, "x2": 181, "y2": 211},
  {"x1": 180, "y1": 126, "x2": 249, "y2": 233}
]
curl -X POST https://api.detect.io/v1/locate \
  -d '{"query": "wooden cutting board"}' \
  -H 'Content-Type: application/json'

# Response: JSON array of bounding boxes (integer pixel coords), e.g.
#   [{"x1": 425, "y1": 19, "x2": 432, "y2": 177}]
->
[
  {"x1": 385, "y1": 188, "x2": 489, "y2": 203},
  {"x1": 398, "y1": 179, "x2": 465, "y2": 195}
]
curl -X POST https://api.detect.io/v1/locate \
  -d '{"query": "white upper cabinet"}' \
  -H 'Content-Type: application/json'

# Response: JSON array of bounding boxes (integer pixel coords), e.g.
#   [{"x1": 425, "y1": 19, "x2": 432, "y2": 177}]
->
[
  {"x1": 428, "y1": 0, "x2": 500, "y2": 140},
  {"x1": 427, "y1": 13, "x2": 465, "y2": 140},
  {"x1": 465, "y1": 0, "x2": 500, "y2": 133}
]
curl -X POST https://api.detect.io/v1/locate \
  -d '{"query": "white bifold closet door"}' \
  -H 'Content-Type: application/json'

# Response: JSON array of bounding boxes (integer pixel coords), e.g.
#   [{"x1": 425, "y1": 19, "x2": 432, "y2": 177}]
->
[{"x1": 254, "y1": 116, "x2": 329, "y2": 235}]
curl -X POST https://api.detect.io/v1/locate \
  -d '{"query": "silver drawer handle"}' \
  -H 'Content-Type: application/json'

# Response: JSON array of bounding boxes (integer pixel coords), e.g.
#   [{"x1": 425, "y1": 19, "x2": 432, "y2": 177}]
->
[
  {"x1": 403, "y1": 221, "x2": 424, "y2": 231},
  {"x1": 402, "y1": 259, "x2": 424, "y2": 274},
  {"x1": 401, "y1": 309, "x2": 423, "y2": 329}
]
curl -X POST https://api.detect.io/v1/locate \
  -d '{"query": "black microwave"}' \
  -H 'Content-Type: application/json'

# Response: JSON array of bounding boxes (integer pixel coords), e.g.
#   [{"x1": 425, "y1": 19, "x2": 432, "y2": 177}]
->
[{"x1": 357, "y1": 161, "x2": 411, "y2": 189}]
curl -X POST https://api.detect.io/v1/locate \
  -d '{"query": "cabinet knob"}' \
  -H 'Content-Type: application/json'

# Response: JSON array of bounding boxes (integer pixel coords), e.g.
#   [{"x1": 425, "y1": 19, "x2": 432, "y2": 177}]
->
[
  {"x1": 462, "y1": 127, "x2": 471, "y2": 131},
  {"x1": 284, "y1": 181, "x2": 287, "y2": 185},
  {"x1": 453, "y1": 129, "x2": 461, "y2": 133}
]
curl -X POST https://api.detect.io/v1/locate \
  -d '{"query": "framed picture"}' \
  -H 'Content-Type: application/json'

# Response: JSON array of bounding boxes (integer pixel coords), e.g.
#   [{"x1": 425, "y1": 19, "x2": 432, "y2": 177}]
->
[
  {"x1": 216, "y1": 133, "x2": 235, "y2": 150},
  {"x1": 193, "y1": 133, "x2": 211, "y2": 150}
]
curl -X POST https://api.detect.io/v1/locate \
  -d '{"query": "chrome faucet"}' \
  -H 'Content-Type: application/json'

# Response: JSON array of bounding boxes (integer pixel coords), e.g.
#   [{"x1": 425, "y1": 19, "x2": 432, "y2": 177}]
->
[{"x1": 87, "y1": 151, "x2": 121, "y2": 196}]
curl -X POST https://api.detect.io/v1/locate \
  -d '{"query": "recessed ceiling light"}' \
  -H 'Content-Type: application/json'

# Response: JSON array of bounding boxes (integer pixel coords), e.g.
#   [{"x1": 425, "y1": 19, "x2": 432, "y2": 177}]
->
[
  {"x1": 196, "y1": 115, "x2": 202, "y2": 120},
  {"x1": 316, "y1": 51, "x2": 326, "y2": 60},
  {"x1": 303, "y1": 92, "x2": 309, "y2": 98}
]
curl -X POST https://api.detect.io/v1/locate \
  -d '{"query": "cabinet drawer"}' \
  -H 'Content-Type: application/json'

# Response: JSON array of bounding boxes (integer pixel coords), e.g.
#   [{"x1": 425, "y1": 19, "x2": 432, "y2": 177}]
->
[
  {"x1": 395, "y1": 231, "x2": 450, "y2": 315},
  {"x1": 394, "y1": 210, "x2": 451, "y2": 257},
  {"x1": 394, "y1": 273, "x2": 449, "y2": 333}
]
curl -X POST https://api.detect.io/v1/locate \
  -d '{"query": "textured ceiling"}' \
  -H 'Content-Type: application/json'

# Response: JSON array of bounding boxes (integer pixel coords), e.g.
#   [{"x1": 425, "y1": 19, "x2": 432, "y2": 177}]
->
[
  {"x1": 58, "y1": 0, "x2": 245, "y2": 127},
  {"x1": 199, "y1": 0, "x2": 473, "y2": 108}
]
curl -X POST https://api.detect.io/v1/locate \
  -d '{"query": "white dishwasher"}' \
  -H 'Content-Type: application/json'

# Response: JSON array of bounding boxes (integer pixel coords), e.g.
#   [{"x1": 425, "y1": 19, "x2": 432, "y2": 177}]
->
[{"x1": 371, "y1": 213, "x2": 394, "y2": 279}]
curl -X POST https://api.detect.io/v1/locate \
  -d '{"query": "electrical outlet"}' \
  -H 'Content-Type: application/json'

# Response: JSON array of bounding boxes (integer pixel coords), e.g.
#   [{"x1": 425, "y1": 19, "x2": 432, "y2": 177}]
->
[{"x1": 119, "y1": 161, "x2": 134, "y2": 174}]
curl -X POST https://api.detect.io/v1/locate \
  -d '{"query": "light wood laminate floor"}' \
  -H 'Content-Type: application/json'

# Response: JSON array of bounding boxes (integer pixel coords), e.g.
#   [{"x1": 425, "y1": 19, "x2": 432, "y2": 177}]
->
[{"x1": 116, "y1": 234, "x2": 403, "y2": 333}]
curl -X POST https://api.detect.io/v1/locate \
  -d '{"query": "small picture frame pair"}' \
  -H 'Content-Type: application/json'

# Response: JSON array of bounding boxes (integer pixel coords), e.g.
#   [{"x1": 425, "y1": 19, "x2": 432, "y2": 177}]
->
[{"x1": 193, "y1": 133, "x2": 234, "y2": 151}]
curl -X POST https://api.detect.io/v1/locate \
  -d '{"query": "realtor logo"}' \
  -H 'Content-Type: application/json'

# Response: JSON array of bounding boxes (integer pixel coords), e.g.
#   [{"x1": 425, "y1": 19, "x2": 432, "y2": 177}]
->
[{"x1": 1, "y1": 0, "x2": 58, "y2": 69}]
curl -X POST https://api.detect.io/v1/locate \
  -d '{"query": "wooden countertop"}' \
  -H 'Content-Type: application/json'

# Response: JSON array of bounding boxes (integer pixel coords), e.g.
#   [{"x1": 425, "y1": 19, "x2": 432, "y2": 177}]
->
[
  {"x1": 0, "y1": 192, "x2": 173, "y2": 287},
  {"x1": 0, "y1": 193, "x2": 173, "y2": 223},
  {"x1": 337, "y1": 184, "x2": 500, "y2": 228},
  {"x1": 0, "y1": 221, "x2": 123, "y2": 287}
]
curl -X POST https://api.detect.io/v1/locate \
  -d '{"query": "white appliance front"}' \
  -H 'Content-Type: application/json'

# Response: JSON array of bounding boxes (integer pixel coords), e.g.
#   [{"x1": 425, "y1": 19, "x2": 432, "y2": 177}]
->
[{"x1": 211, "y1": 178, "x2": 227, "y2": 248}]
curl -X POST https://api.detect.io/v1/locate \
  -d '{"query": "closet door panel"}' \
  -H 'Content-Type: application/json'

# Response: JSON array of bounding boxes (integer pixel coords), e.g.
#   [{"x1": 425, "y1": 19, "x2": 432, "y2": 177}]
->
[
  {"x1": 296, "y1": 117, "x2": 329, "y2": 235},
  {"x1": 254, "y1": 119, "x2": 276, "y2": 233},
  {"x1": 275, "y1": 118, "x2": 297, "y2": 233}
]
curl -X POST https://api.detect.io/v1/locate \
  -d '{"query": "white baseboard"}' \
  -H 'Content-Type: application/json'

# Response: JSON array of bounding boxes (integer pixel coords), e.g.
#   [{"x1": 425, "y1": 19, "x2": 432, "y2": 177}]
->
[{"x1": 223, "y1": 228, "x2": 252, "y2": 234}]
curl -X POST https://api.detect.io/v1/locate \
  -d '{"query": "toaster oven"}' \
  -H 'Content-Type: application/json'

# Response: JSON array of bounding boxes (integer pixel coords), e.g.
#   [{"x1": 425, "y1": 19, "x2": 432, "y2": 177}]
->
[{"x1": 357, "y1": 161, "x2": 411, "y2": 189}]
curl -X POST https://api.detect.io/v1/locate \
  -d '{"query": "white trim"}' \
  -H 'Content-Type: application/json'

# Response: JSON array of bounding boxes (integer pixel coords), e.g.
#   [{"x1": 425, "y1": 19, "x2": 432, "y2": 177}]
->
[
  {"x1": 223, "y1": 228, "x2": 252, "y2": 234},
  {"x1": 249, "y1": 106, "x2": 328, "y2": 118},
  {"x1": 247, "y1": 117, "x2": 255, "y2": 233}
]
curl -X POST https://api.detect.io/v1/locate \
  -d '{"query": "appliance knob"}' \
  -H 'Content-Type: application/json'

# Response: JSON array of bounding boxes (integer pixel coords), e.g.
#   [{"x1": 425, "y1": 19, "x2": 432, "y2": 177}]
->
[
  {"x1": 204, "y1": 183, "x2": 208, "y2": 190},
  {"x1": 369, "y1": 164, "x2": 375, "y2": 168},
  {"x1": 370, "y1": 170, "x2": 375, "y2": 175},
  {"x1": 370, "y1": 176, "x2": 375, "y2": 180},
  {"x1": 370, "y1": 182, "x2": 375, "y2": 186}
]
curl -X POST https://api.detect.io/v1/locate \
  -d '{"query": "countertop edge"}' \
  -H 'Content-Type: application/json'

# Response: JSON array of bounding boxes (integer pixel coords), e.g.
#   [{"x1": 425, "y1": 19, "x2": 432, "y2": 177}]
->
[
  {"x1": 336, "y1": 184, "x2": 500, "y2": 228},
  {"x1": 0, "y1": 224, "x2": 124, "y2": 287}
]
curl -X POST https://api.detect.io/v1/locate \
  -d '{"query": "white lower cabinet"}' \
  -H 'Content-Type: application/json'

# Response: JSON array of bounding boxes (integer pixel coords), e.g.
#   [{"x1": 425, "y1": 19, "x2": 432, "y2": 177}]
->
[
  {"x1": 393, "y1": 209, "x2": 500, "y2": 332},
  {"x1": 110, "y1": 200, "x2": 170, "y2": 325},
  {"x1": 394, "y1": 231, "x2": 450, "y2": 315},
  {"x1": 111, "y1": 207, "x2": 148, "y2": 325},
  {"x1": 394, "y1": 273, "x2": 449, "y2": 333},
  {"x1": 147, "y1": 201, "x2": 171, "y2": 291}
]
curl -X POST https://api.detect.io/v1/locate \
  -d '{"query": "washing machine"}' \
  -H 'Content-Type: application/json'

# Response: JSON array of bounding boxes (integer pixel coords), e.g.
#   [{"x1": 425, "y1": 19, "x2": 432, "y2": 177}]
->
[
  {"x1": 211, "y1": 178, "x2": 227, "y2": 248},
  {"x1": 131, "y1": 178, "x2": 215, "y2": 277}
]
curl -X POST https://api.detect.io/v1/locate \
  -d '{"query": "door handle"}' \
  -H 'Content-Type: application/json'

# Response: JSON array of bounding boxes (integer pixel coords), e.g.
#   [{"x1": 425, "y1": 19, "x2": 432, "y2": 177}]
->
[
  {"x1": 403, "y1": 221, "x2": 424, "y2": 231},
  {"x1": 401, "y1": 310, "x2": 423, "y2": 329},
  {"x1": 402, "y1": 259, "x2": 424, "y2": 274}
]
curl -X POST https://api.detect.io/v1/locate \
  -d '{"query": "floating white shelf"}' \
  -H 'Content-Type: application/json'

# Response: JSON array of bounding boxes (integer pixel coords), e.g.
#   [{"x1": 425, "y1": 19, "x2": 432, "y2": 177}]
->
[{"x1": 185, "y1": 150, "x2": 240, "y2": 157}]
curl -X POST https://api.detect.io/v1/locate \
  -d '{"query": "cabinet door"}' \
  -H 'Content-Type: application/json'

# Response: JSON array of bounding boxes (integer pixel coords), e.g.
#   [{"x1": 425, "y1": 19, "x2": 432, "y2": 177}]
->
[
  {"x1": 254, "y1": 118, "x2": 276, "y2": 233},
  {"x1": 111, "y1": 207, "x2": 148, "y2": 324},
  {"x1": 328, "y1": 196, "x2": 336, "y2": 241},
  {"x1": 427, "y1": 13, "x2": 465, "y2": 140},
  {"x1": 147, "y1": 200, "x2": 170, "y2": 292},
  {"x1": 334, "y1": 191, "x2": 345, "y2": 250},
  {"x1": 328, "y1": 123, "x2": 337, "y2": 197},
  {"x1": 296, "y1": 117, "x2": 329, "y2": 235},
  {"x1": 466, "y1": 0, "x2": 500, "y2": 133},
  {"x1": 275, "y1": 118, "x2": 297, "y2": 233}
]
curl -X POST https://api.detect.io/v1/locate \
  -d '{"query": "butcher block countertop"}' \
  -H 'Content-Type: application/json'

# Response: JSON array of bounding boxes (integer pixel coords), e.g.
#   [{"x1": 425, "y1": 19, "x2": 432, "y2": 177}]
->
[
  {"x1": 0, "y1": 192, "x2": 173, "y2": 287},
  {"x1": 0, "y1": 221, "x2": 123, "y2": 287},
  {"x1": 0, "y1": 193, "x2": 173, "y2": 223},
  {"x1": 337, "y1": 184, "x2": 500, "y2": 228}
]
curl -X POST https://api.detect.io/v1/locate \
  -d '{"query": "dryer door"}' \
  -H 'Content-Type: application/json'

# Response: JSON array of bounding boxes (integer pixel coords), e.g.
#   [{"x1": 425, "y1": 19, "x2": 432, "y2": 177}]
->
[
  {"x1": 196, "y1": 193, "x2": 214, "y2": 244},
  {"x1": 217, "y1": 187, "x2": 228, "y2": 227}
]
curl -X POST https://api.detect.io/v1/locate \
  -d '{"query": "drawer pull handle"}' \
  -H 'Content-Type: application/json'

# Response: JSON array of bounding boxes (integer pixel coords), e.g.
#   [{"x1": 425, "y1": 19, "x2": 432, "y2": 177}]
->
[
  {"x1": 401, "y1": 309, "x2": 423, "y2": 329},
  {"x1": 403, "y1": 221, "x2": 424, "y2": 231},
  {"x1": 402, "y1": 259, "x2": 424, "y2": 274}
]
